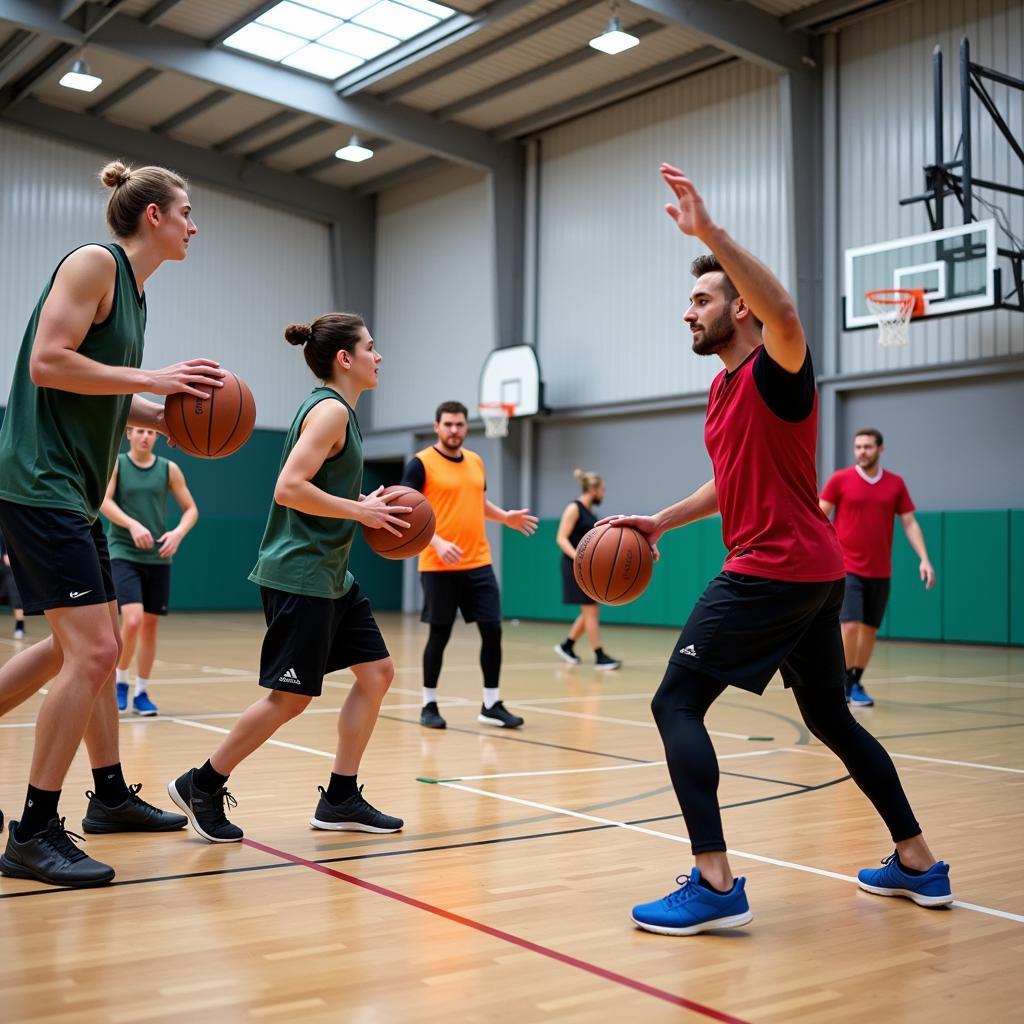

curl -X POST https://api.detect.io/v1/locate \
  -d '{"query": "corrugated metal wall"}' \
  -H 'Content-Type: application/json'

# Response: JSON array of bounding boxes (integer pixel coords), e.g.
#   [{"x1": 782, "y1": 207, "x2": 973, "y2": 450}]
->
[
  {"x1": 535, "y1": 61, "x2": 789, "y2": 408},
  {"x1": 0, "y1": 124, "x2": 333, "y2": 430},
  {"x1": 836, "y1": 0, "x2": 1023, "y2": 373},
  {"x1": 373, "y1": 165, "x2": 497, "y2": 430}
]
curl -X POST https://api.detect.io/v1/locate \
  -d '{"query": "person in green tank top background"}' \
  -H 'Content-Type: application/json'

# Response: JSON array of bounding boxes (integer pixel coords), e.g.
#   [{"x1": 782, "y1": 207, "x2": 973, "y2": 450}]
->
[
  {"x1": 0, "y1": 160, "x2": 225, "y2": 889},
  {"x1": 101, "y1": 426, "x2": 199, "y2": 717},
  {"x1": 169, "y1": 313, "x2": 412, "y2": 843}
]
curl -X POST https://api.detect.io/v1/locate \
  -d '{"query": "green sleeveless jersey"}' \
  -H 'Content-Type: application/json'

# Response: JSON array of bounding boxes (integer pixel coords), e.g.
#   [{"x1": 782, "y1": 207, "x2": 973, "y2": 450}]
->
[
  {"x1": 106, "y1": 453, "x2": 171, "y2": 565},
  {"x1": 249, "y1": 388, "x2": 363, "y2": 599},
  {"x1": 0, "y1": 243, "x2": 146, "y2": 522}
]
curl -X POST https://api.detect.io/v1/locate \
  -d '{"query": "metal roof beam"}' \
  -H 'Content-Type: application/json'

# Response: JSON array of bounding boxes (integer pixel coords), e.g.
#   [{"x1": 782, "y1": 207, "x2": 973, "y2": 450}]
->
[
  {"x1": 1, "y1": 97, "x2": 371, "y2": 222},
  {"x1": 140, "y1": 0, "x2": 187, "y2": 27},
  {"x1": 629, "y1": 0, "x2": 814, "y2": 72},
  {"x1": 492, "y1": 45, "x2": 730, "y2": 140},
  {"x1": 152, "y1": 87, "x2": 231, "y2": 134},
  {"x1": 244, "y1": 119, "x2": 332, "y2": 161},
  {"x1": 782, "y1": 0, "x2": 897, "y2": 32},
  {"x1": 352, "y1": 156, "x2": 447, "y2": 197},
  {"x1": 297, "y1": 138, "x2": 390, "y2": 177},
  {"x1": 214, "y1": 109, "x2": 301, "y2": 151},
  {"x1": 87, "y1": 66, "x2": 160, "y2": 114}
]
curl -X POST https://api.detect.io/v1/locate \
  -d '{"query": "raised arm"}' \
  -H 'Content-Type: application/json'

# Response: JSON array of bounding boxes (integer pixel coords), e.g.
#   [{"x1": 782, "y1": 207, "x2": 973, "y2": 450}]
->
[{"x1": 661, "y1": 164, "x2": 806, "y2": 372}]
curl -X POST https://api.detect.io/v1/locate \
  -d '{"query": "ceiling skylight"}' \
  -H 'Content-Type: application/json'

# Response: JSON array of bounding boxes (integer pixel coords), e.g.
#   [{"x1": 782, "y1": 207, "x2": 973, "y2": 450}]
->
[{"x1": 223, "y1": 0, "x2": 455, "y2": 80}]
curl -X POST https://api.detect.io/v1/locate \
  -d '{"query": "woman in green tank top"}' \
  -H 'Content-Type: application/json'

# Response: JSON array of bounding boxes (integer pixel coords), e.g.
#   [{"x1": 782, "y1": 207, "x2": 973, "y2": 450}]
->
[
  {"x1": 0, "y1": 161, "x2": 225, "y2": 889},
  {"x1": 169, "y1": 314, "x2": 412, "y2": 843}
]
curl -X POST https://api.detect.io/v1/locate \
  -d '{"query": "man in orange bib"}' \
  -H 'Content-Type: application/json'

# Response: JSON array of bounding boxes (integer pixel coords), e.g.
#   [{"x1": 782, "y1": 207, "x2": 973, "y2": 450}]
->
[{"x1": 401, "y1": 401, "x2": 537, "y2": 730}]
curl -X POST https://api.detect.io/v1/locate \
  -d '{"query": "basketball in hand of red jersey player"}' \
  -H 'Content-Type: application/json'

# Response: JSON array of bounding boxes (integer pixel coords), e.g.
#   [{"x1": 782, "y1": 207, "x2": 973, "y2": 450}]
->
[
  {"x1": 361, "y1": 485, "x2": 436, "y2": 559},
  {"x1": 574, "y1": 523, "x2": 654, "y2": 605},
  {"x1": 164, "y1": 372, "x2": 256, "y2": 458}
]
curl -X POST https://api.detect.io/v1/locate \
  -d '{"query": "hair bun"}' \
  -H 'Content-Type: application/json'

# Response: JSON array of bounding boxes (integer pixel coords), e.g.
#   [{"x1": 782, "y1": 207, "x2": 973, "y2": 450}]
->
[
  {"x1": 284, "y1": 322, "x2": 312, "y2": 346},
  {"x1": 101, "y1": 161, "x2": 131, "y2": 188},
  {"x1": 573, "y1": 468, "x2": 584, "y2": 481}
]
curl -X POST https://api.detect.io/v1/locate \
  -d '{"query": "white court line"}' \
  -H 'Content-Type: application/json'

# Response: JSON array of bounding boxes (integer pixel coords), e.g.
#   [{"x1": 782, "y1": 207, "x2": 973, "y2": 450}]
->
[
  {"x1": 442, "y1": 749, "x2": 781, "y2": 782},
  {"x1": 437, "y1": 782, "x2": 1024, "y2": 924},
  {"x1": 782, "y1": 746, "x2": 1024, "y2": 776},
  {"x1": 864, "y1": 676, "x2": 1024, "y2": 691},
  {"x1": 168, "y1": 717, "x2": 332, "y2": 759},
  {"x1": 503, "y1": 702, "x2": 755, "y2": 741}
]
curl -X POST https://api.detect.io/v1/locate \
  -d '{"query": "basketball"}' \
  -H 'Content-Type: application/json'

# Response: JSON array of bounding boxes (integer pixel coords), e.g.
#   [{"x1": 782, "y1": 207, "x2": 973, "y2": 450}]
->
[
  {"x1": 361, "y1": 485, "x2": 435, "y2": 560},
  {"x1": 164, "y1": 372, "x2": 256, "y2": 459},
  {"x1": 574, "y1": 523, "x2": 654, "y2": 605}
]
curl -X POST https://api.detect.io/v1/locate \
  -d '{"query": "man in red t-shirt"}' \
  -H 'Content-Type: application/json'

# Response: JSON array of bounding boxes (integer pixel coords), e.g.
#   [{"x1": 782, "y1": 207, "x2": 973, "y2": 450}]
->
[
  {"x1": 820, "y1": 429, "x2": 936, "y2": 707},
  {"x1": 604, "y1": 165, "x2": 950, "y2": 936}
]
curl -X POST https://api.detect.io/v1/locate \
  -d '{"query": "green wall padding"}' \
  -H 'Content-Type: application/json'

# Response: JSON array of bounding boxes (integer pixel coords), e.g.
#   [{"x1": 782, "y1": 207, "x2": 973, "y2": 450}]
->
[
  {"x1": 942, "y1": 511, "x2": 1009, "y2": 644},
  {"x1": 505, "y1": 511, "x2": 1022, "y2": 646}
]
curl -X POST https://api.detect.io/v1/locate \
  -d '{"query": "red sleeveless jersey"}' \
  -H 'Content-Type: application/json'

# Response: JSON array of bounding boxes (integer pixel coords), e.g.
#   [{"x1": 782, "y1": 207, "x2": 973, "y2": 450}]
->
[{"x1": 704, "y1": 347, "x2": 844, "y2": 582}]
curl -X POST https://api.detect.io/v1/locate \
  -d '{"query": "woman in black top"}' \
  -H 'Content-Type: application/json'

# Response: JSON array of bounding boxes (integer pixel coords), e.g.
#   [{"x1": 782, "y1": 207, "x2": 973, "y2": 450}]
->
[{"x1": 554, "y1": 469, "x2": 622, "y2": 670}]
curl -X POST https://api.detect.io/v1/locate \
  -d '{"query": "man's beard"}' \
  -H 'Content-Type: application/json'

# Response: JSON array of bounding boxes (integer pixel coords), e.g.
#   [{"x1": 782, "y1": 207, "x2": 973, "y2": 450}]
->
[
  {"x1": 859, "y1": 454, "x2": 879, "y2": 471},
  {"x1": 691, "y1": 308, "x2": 735, "y2": 355},
  {"x1": 440, "y1": 435, "x2": 462, "y2": 450},
  {"x1": 590, "y1": 495, "x2": 602, "y2": 507}
]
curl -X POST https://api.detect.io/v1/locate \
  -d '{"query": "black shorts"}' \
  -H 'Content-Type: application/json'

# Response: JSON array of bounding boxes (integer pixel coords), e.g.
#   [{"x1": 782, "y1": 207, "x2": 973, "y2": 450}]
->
[
  {"x1": 0, "y1": 499, "x2": 116, "y2": 615},
  {"x1": 112, "y1": 559, "x2": 171, "y2": 616},
  {"x1": 668, "y1": 571, "x2": 846, "y2": 695},
  {"x1": 258, "y1": 583, "x2": 389, "y2": 698},
  {"x1": 420, "y1": 566, "x2": 501, "y2": 625},
  {"x1": 561, "y1": 556, "x2": 596, "y2": 606},
  {"x1": 840, "y1": 574, "x2": 891, "y2": 628},
  {"x1": 0, "y1": 565, "x2": 22, "y2": 609}
]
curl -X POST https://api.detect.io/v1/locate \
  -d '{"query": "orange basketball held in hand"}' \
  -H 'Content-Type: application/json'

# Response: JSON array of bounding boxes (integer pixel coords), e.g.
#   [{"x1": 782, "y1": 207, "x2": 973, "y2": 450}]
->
[
  {"x1": 574, "y1": 524, "x2": 654, "y2": 605},
  {"x1": 164, "y1": 372, "x2": 256, "y2": 459},
  {"x1": 361, "y1": 485, "x2": 436, "y2": 560}
]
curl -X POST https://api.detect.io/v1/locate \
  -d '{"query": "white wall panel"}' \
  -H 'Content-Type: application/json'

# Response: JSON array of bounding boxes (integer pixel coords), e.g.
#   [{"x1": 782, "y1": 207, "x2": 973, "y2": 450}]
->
[
  {"x1": 536, "y1": 61, "x2": 789, "y2": 409},
  {"x1": 0, "y1": 124, "x2": 333, "y2": 430},
  {"x1": 373, "y1": 166, "x2": 496, "y2": 429},
  {"x1": 836, "y1": 0, "x2": 1023, "y2": 374}
]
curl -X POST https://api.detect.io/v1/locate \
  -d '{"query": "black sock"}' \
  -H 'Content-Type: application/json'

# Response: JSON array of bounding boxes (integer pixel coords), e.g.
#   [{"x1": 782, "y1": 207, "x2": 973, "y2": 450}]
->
[
  {"x1": 698, "y1": 875, "x2": 732, "y2": 895},
  {"x1": 595, "y1": 647, "x2": 605, "y2": 657},
  {"x1": 896, "y1": 855, "x2": 926, "y2": 876},
  {"x1": 325, "y1": 773, "x2": 358, "y2": 804},
  {"x1": 563, "y1": 637, "x2": 575, "y2": 650},
  {"x1": 91, "y1": 762, "x2": 131, "y2": 806},
  {"x1": 14, "y1": 618, "x2": 24, "y2": 628},
  {"x1": 194, "y1": 759, "x2": 229, "y2": 794},
  {"x1": 850, "y1": 667, "x2": 864, "y2": 682},
  {"x1": 16, "y1": 785, "x2": 61, "y2": 841}
]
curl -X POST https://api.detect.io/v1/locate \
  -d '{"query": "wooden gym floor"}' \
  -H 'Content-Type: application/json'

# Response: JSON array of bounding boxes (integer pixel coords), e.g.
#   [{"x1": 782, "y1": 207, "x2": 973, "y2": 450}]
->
[{"x1": 0, "y1": 613, "x2": 1021, "y2": 1023}]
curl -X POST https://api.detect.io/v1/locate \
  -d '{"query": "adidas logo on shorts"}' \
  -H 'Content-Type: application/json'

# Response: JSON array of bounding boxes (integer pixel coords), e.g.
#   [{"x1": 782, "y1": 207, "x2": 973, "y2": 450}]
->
[
  {"x1": 679, "y1": 644, "x2": 698, "y2": 658},
  {"x1": 278, "y1": 667, "x2": 301, "y2": 685}
]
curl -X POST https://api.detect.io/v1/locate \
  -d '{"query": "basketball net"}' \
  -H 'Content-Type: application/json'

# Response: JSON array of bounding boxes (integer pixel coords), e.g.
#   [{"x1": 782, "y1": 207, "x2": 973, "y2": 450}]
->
[
  {"x1": 864, "y1": 289, "x2": 923, "y2": 348},
  {"x1": 479, "y1": 402, "x2": 516, "y2": 439}
]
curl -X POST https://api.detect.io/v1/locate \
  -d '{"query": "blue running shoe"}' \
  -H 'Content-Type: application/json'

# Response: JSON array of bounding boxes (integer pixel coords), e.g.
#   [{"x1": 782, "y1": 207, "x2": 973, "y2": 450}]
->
[
  {"x1": 116, "y1": 682, "x2": 128, "y2": 713},
  {"x1": 631, "y1": 868, "x2": 753, "y2": 935},
  {"x1": 858, "y1": 852, "x2": 953, "y2": 907},
  {"x1": 849, "y1": 682, "x2": 874, "y2": 707},
  {"x1": 132, "y1": 691, "x2": 158, "y2": 717}
]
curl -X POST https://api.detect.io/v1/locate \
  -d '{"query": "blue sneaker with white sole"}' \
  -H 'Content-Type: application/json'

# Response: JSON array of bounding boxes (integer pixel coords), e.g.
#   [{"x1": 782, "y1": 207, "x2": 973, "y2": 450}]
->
[
  {"x1": 132, "y1": 691, "x2": 158, "y2": 716},
  {"x1": 858, "y1": 852, "x2": 953, "y2": 907},
  {"x1": 631, "y1": 868, "x2": 753, "y2": 935},
  {"x1": 116, "y1": 682, "x2": 128, "y2": 712},
  {"x1": 849, "y1": 682, "x2": 874, "y2": 707}
]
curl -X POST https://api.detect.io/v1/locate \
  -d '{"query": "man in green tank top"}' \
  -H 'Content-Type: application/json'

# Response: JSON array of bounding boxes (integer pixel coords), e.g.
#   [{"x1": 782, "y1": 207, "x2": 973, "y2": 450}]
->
[
  {"x1": 0, "y1": 163, "x2": 226, "y2": 889},
  {"x1": 102, "y1": 426, "x2": 199, "y2": 717}
]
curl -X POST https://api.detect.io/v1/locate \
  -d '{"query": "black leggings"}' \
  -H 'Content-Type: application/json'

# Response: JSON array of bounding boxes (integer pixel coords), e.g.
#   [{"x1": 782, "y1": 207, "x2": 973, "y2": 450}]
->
[
  {"x1": 650, "y1": 663, "x2": 921, "y2": 853},
  {"x1": 423, "y1": 621, "x2": 502, "y2": 690}
]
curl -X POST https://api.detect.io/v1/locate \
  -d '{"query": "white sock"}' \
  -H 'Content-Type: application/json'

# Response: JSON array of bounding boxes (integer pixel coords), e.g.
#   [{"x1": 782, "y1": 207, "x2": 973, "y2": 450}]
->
[
  {"x1": 116, "y1": 669, "x2": 129, "y2": 685},
  {"x1": 135, "y1": 676, "x2": 150, "y2": 697},
  {"x1": 423, "y1": 688, "x2": 438, "y2": 706},
  {"x1": 483, "y1": 687, "x2": 500, "y2": 709}
]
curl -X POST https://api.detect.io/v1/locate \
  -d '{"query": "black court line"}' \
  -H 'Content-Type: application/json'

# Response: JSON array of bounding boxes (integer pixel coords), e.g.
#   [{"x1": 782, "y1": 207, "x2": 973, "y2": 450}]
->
[
  {"x1": 875, "y1": 721, "x2": 1024, "y2": 740},
  {"x1": 0, "y1": 776, "x2": 850, "y2": 900},
  {"x1": 376, "y1": 712, "x2": 652, "y2": 763},
  {"x1": 717, "y1": 700, "x2": 811, "y2": 745}
]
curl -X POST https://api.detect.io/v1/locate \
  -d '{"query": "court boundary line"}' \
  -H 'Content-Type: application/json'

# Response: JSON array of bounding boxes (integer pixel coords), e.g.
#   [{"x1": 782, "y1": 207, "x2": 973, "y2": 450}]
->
[
  {"x1": 782, "y1": 746, "x2": 1024, "y2": 775},
  {"x1": 240, "y1": 836, "x2": 753, "y2": 1022},
  {"x1": 436, "y1": 782, "x2": 1024, "y2": 924}
]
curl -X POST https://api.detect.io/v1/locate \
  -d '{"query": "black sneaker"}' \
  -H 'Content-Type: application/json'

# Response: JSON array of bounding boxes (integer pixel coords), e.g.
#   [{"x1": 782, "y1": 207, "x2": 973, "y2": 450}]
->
[
  {"x1": 478, "y1": 701, "x2": 524, "y2": 728},
  {"x1": 82, "y1": 783, "x2": 187, "y2": 834},
  {"x1": 167, "y1": 769, "x2": 243, "y2": 843},
  {"x1": 595, "y1": 651, "x2": 623, "y2": 671},
  {"x1": 554, "y1": 641, "x2": 581, "y2": 665},
  {"x1": 310, "y1": 786, "x2": 403, "y2": 833},
  {"x1": 0, "y1": 817, "x2": 114, "y2": 887},
  {"x1": 420, "y1": 701, "x2": 447, "y2": 729}
]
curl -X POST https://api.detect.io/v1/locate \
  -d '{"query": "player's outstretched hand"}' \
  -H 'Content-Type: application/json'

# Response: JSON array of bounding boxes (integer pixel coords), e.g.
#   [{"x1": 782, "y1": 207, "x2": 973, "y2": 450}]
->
[
  {"x1": 149, "y1": 359, "x2": 226, "y2": 398},
  {"x1": 920, "y1": 560, "x2": 936, "y2": 589},
  {"x1": 506, "y1": 509, "x2": 538, "y2": 536},
  {"x1": 595, "y1": 513, "x2": 663, "y2": 561},
  {"x1": 660, "y1": 164, "x2": 714, "y2": 239},
  {"x1": 360, "y1": 486, "x2": 412, "y2": 537}
]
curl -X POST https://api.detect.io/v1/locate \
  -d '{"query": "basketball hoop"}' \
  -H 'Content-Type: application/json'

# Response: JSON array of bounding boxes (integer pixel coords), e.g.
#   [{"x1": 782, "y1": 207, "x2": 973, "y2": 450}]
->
[
  {"x1": 479, "y1": 402, "x2": 516, "y2": 439},
  {"x1": 864, "y1": 288, "x2": 925, "y2": 348}
]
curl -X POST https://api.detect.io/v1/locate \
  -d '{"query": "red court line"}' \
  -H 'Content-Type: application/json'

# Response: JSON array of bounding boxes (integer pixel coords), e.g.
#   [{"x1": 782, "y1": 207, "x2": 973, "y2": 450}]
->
[{"x1": 243, "y1": 838, "x2": 751, "y2": 1023}]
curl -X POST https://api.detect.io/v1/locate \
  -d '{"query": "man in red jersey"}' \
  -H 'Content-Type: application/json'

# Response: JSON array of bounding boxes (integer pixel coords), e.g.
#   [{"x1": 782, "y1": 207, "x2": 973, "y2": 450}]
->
[
  {"x1": 605, "y1": 165, "x2": 951, "y2": 936},
  {"x1": 820, "y1": 429, "x2": 936, "y2": 707}
]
